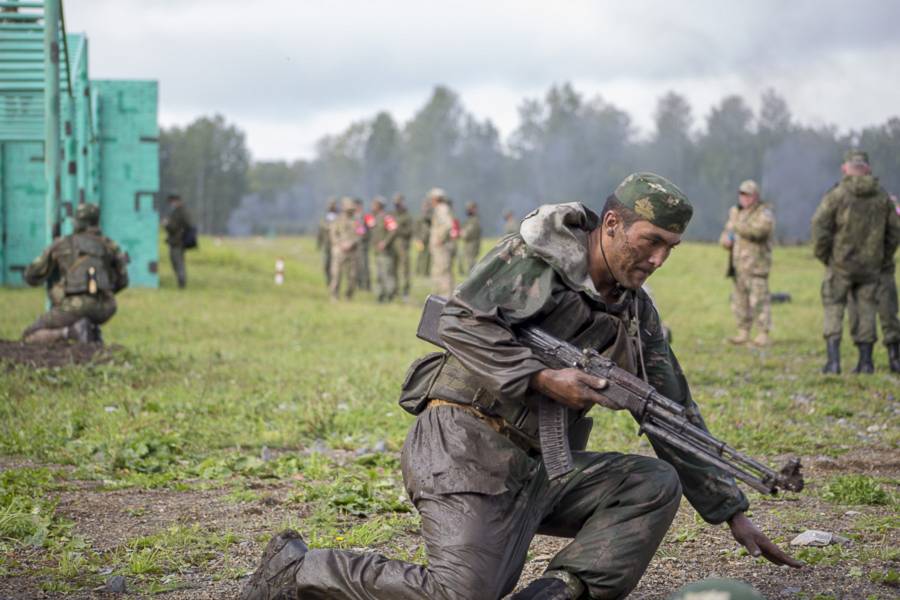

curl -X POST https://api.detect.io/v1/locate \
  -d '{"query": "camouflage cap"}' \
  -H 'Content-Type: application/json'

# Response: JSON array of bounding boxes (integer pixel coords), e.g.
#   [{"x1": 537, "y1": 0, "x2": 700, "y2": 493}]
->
[
  {"x1": 465, "y1": 201, "x2": 477, "y2": 211},
  {"x1": 340, "y1": 197, "x2": 356, "y2": 213},
  {"x1": 372, "y1": 196, "x2": 386, "y2": 210},
  {"x1": 75, "y1": 202, "x2": 100, "y2": 225},
  {"x1": 844, "y1": 149, "x2": 869, "y2": 166},
  {"x1": 668, "y1": 578, "x2": 765, "y2": 600},
  {"x1": 427, "y1": 187, "x2": 447, "y2": 201},
  {"x1": 613, "y1": 172, "x2": 693, "y2": 234},
  {"x1": 738, "y1": 179, "x2": 760, "y2": 196}
]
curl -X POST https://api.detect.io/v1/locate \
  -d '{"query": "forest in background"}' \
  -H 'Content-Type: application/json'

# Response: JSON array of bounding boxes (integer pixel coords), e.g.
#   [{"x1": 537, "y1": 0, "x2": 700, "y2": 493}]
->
[{"x1": 159, "y1": 84, "x2": 900, "y2": 241}]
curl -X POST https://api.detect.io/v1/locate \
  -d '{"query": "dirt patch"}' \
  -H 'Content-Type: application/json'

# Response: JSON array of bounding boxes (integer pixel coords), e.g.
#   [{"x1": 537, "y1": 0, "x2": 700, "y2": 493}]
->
[{"x1": 0, "y1": 340, "x2": 115, "y2": 369}]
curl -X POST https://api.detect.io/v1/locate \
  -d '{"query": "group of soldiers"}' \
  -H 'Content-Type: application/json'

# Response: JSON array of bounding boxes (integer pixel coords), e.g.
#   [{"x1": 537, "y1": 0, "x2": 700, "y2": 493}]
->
[
  {"x1": 318, "y1": 188, "x2": 500, "y2": 302},
  {"x1": 719, "y1": 149, "x2": 900, "y2": 373}
]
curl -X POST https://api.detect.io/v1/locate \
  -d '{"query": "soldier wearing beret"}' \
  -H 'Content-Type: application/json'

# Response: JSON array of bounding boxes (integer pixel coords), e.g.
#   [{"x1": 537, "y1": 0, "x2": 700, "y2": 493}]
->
[
  {"x1": 242, "y1": 173, "x2": 800, "y2": 600},
  {"x1": 812, "y1": 150, "x2": 900, "y2": 374},
  {"x1": 21, "y1": 203, "x2": 129, "y2": 344}
]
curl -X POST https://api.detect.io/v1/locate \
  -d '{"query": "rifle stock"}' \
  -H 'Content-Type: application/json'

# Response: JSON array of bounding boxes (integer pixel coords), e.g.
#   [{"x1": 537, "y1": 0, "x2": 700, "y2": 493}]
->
[{"x1": 416, "y1": 295, "x2": 804, "y2": 494}]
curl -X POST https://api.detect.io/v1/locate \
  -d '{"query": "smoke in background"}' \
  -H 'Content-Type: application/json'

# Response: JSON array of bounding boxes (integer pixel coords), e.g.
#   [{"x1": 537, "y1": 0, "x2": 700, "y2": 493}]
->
[{"x1": 162, "y1": 84, "x2": 900, "y2": 240}]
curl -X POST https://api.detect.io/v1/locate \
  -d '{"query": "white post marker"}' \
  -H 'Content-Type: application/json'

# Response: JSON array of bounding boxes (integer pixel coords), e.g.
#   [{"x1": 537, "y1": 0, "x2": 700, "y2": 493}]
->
[{"x1": 275, "y1": 259, "x2": 285, "y2": 285}]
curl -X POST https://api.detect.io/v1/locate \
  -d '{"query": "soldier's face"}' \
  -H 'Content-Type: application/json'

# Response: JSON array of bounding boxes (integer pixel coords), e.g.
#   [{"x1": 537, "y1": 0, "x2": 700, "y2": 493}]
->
[
  {"x1": 738, "y1": 192, "x2": 757, "y2": 209},
  {"x1": 599, "y1": 218, "x2": 682, "y2": 288}
]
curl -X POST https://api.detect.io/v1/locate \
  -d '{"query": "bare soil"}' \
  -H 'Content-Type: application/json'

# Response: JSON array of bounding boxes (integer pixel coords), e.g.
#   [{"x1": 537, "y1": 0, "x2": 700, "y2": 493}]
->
[
  {"x1": 1, "y1": 453, "x2": 897, "y2": 599},
  {"x1": 0, "y1": 340, "x2": 115, "y2": 370}
]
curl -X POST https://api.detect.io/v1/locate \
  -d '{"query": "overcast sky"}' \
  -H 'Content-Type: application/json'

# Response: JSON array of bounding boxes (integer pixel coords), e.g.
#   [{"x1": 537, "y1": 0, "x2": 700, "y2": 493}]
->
[{"x1": 66, "y1": 0, "x2": 900, "y2": 162}]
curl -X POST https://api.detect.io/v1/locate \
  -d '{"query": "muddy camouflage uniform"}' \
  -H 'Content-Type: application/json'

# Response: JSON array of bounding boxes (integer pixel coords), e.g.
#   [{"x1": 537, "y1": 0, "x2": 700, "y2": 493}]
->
[
  {"x1": 722, "y1": 201, "x2": 774, "y2": 337},
  {"x1": 329, "y1": 200, "x2": 360, "y2": 300},
  {"x1": 371, "y1": 202, "x2": 399, "y2": 302},
  {"x1": 284, "y1": 174, "x2": 750, "y2": 600},
  {"x1": 812, "y1": 174, "x2": 899, "y2": 345},
  {"x1": 429, "y1": 197, "x2": 456, "y2": 298},
  {"x1": 22, "y1": 204, "x2": 129, "y2": 340},
  {"x1": 393, "y1": 197, "x2": 414, "y2": 298},
  {"x1": 459, "y1": 204, "x2": 482, "y2": 275}
]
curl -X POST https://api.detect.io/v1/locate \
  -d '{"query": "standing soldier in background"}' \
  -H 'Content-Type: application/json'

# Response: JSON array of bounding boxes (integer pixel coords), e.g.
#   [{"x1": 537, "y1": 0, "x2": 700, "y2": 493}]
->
[
  {"x1": 371, "y1": 197, "x2": 399, "y2": 303},
  {"x1": 164, "y1": 193, "x2": 194, "y2": 289},
  {"x1": 459, "y1": 201, "x2": 482, "y2": 275},
  {"x1": 354, "y1": 198, "x2": 372, "y2": 291},
  {"x1": 21, "y1": 203, "x2": 129, "y2": 344},
  {"x1": 393, "y1": 194, "x2": 414, "y2": 301},
  {"x1": 414, "y1": 198, "x2": 432, "y2": 277},
  {"x1": 503, "y1": 210, "x2": 518, "y2": 235},
  {"x1": 329, "y1": 198, "x2": 361, "y2": 301},
  {"x1": 719, "y1": 180, "x2": 775, "y2": 347},
  {"x1": 428, "y1": 188, "x2": 455, "y2": 297},
  {"x1": 812, "y1": 150, "x2": 900, "y2": 374},
  {"x1": 317, "y1": 198, "x2": 338, "y2": 287},
  {"x1": 849, "y1": 192, "x2": 900, "y2": 372}
]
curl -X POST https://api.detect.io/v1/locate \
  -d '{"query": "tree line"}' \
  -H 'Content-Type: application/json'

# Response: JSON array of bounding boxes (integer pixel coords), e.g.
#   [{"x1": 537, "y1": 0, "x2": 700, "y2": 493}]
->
[{"x1": 160, "y1": 84, "x2": 900, "y2": 241}]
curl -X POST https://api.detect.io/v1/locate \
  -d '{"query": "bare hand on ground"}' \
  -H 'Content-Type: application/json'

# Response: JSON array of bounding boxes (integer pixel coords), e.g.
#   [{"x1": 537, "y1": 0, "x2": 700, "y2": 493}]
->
[
  {"x1": 531, "y1": 368, "x2": 619, "y2": 411},
  {"x1": 727, "y1": 512, "x2": 803, "y2": 568}
]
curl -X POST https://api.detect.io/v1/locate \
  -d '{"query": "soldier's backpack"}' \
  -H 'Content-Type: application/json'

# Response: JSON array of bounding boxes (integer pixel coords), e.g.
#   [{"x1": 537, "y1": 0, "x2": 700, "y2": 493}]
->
[
  {"x1": 63, "y1": 234, "x2": 113, "y2": 295},
  {"x1": 182, "y1": 225, "x2": 198, "y2": 250}
]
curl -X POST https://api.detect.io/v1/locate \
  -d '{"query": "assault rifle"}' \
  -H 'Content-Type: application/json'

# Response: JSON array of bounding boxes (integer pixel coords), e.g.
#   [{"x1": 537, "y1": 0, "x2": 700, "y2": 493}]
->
[{"x1": 417, "y1": 295, "x2": 804, "y2": 495}]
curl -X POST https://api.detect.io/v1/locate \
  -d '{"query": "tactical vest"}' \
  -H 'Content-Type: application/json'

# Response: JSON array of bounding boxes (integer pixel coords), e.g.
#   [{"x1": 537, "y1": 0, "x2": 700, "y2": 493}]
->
[
  {"x1": 58, "y1": 233, "x2": 114, "y2": 295},
  {"x1": 399, "y1": 289, "x2": 643, "y2": 449}
]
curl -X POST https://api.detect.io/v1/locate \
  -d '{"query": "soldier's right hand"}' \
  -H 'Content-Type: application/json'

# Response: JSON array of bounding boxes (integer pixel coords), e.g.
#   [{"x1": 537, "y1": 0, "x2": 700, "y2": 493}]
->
[{"x1": 531, "y1": 368, "x2": 622, "y2": 411}]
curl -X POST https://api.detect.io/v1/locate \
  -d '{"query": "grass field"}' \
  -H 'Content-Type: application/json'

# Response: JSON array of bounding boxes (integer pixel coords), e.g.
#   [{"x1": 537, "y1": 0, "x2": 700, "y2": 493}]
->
[{"x1": 1, "y1": 236, "x2": 898, "y2": 599}]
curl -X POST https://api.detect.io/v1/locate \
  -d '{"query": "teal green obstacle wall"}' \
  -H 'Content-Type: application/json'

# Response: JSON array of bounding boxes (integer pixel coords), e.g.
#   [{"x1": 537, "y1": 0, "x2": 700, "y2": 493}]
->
[{"x1": 0, "y1": 4, "x2": 159, "y2": 288}]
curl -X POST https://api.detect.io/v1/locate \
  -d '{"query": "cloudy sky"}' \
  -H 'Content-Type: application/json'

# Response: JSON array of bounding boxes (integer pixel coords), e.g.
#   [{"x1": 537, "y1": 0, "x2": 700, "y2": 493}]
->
[{"x1": 66, "y1": 0, "x2": 900, "y2": 161}]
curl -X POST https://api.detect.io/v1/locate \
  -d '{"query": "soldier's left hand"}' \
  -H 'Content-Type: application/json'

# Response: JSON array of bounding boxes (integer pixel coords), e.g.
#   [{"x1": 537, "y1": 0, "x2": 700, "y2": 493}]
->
[{"x1": 727, "y1": 512, "x2": 803, "y2": 568}]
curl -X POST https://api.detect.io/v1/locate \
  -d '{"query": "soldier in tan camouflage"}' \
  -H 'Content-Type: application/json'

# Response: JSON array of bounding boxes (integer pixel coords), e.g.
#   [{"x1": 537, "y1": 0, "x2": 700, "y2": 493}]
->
[
  {"x1": 329, "y1": 198, "x2": 360, "y2": 301},
  {"x1": 719, "y1": 180, "x2": 775, "y2": 347},
  {"x1": 428, "y1": 188, "x2": 455, "y2": 297},
  {"x1": 317, "y1": 198, "x2": 338, "y2": 287}
]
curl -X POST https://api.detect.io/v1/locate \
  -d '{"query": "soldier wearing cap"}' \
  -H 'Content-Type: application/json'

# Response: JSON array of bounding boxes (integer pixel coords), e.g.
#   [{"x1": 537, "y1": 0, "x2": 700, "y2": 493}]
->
[
  {"x1": 242, "y1": 173, "x2": 800, "y2": 600},
  {"x1": 719, "y1": 179, "x2": 775, "y2": 347},
  {"x1": 163, "y1": 193, "x2": 194, "y2": 289},
  {"x1": 458, "y1": 200, "x2": 482, "y2": 275},
  {"x1": 812, "y1": 150, "x2": 900, "y2": 374},
  {"x1": 21, "y1": 203, "x2": 129, "y2": 344},
  {"x1": 427, "y1": 187, "x2": 456, "y2": 297},
  {"x1": 392, "y1": 194, "x2": 414, "y2": 300},
  {"x1": 328, "y1": 198, "x2": 361, "y2": 300},
  {"x1": 370, "y1": 196, "x2": 399, "y2": 302},
  {"x1": 316, "y1": 198, "x2": 338, "y2": 287}
]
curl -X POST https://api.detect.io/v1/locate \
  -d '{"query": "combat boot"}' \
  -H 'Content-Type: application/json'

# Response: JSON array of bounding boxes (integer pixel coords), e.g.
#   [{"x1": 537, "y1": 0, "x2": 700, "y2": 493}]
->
[
  {"x1": 852, "y1": 343, "x2": 875, "y2": 374},
  {"x1": 728, "y1": 329, "x2": 750, "y2": 345},
  {"x1": 511, "y1": 572, "x2": 584, "y2": 600},
  {"x1": 67, "y1": 319, "x2": 91, "y2": 343},
  {"x1": 887, "y1": 343, "x2": 900, "y2": 374},
  {"x1": 240, "y1": 530, "x2": 308, "y2": 600},
  {"x1": 821, "y1": 337, "x2": 841, "y2": 374},
  {"x1": 751, "y1": 331, "x2": 770, "y2": 347}
]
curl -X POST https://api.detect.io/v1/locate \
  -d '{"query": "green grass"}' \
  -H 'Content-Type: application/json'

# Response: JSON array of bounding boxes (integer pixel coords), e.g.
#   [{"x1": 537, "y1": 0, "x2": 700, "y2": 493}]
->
[{"x1": 1, "y1": 236, "x2": 899, "y2": 593}]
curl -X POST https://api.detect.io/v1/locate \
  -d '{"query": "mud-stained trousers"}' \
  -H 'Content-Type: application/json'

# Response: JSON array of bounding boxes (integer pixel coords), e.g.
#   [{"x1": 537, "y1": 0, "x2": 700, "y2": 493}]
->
[
  {"x1": 22, "y1": 293, "x2": 117, "y2": 339},
  {"x1": 293, "y1": 405, "x2": 682, "y2": 600}
]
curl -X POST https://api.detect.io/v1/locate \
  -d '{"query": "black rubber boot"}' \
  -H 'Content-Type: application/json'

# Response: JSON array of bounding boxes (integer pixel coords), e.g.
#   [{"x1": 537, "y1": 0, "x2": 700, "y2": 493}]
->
[
  {"x1": 240, "y1": 530, "x2": 308, "y2": 600},
  {"x1": 510, "y1": 578, "x2": 575, "y2": 600},
  {"x1": 821, "y1": 337, "x2": 841, "y2": 374},
  {"x1": 888, "y1": 343, "x2": 900, "y2": 374},
  {"x1": 852, "y1": 343, "x2": 875, "y2": 374}
]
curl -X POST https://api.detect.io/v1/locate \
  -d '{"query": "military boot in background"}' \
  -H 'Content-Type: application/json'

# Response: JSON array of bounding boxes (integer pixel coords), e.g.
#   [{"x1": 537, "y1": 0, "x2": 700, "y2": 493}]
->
[
  {"x1": 511, "y1": 572, "x2": 584, "y2": 600},
  {"x1": 887, "y1": 343, "x2": 900, "y2": 374},
  {"x1": 822, "y1": 337, "x2": 841, "y2": 374},
  {"x1": 752, "y1": 331, "x2": 770, "y2": 347},
  {"x1": 852, "y1": 343, "x2": 875, "y2": 374},
  {"x1": 240, "y1": 530, "x2": 308, "y2": 600},
  {"x1": 728, "y1": 329, "x2": 750, "y2": 345}
]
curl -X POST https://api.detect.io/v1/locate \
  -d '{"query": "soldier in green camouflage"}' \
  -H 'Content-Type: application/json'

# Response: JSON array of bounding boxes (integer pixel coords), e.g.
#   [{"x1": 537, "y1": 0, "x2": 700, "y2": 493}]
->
[
  {"x1": 850, "y1": 193, "x2": 900, "y2": 372},
  {"x1": 164, "y1": 193, "x2": 193, "y2": 289},
  {"x1": 328, "y1": 198, "x2": 360, "y2": 301},
  {"x1": 316, "y1": 198, "x2": 338, "y2": 287},
  {"x1": 21, "y1": 203, "x2": 129, "y2": 344},
  {"x1": 370, "y1": 197, "x2": 399, "y2": 302},
  {"x1": 354, "y1": 198, "x2": 372, "y2": 291},
  {"x1": 392, "y1": 194, "x2": 414, "y2": 300},
  {"x1": 812, "y1": 150, "x2": 900, "y2": 374},
  {"x1": 719, "y1": 180, "x2": 775, "y2": 347},
  {"x1": 414, "y1": 198, "x2": 432, "y2": 277},
  {"x1": 242, "y1": 173, "x2": 800, "y2": 600},
  {"x1": 458, "y1": 201, "x2": 482, "y2": 275}
]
